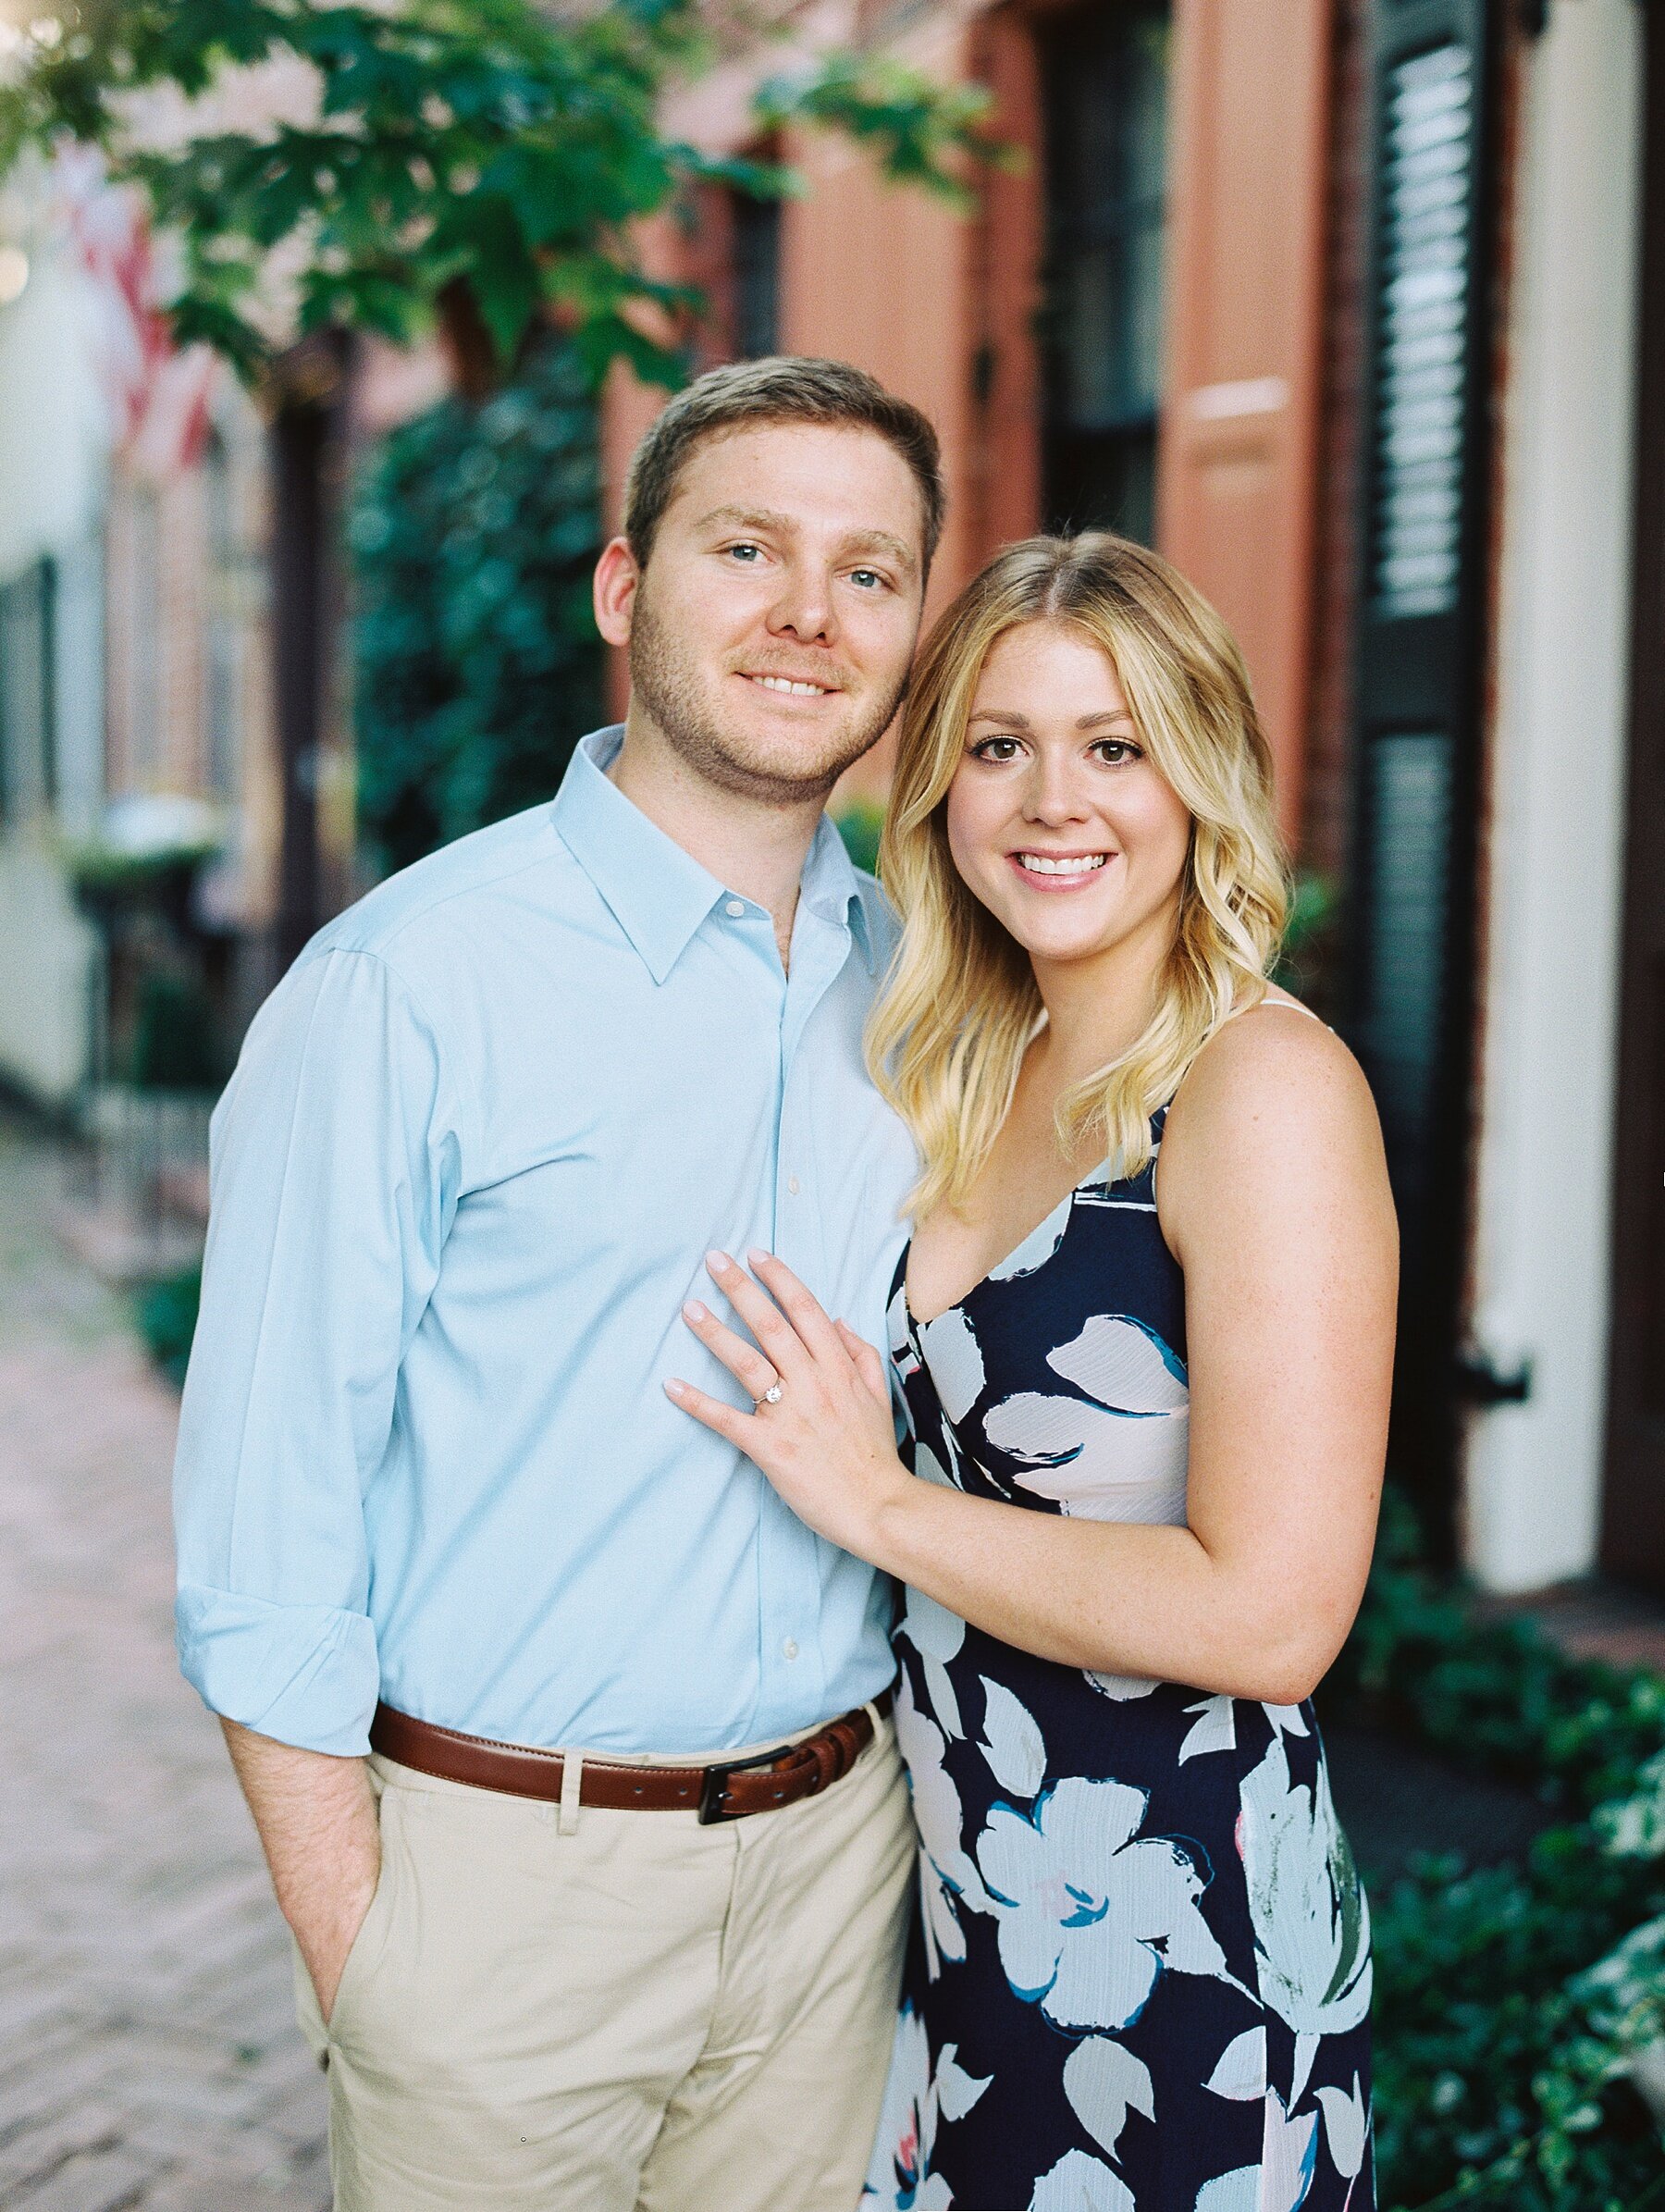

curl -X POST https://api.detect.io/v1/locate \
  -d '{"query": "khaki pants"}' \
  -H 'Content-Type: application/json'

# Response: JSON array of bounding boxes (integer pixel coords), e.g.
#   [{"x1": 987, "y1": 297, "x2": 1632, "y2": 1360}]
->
[{"x1": 293, "y1": 1716, "x2": 914, "y2": 2212}]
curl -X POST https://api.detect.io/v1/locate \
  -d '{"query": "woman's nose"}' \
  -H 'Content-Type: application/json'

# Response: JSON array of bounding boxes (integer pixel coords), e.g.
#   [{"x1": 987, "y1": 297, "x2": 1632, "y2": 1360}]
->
[{"x1": 1023, "y1": 760, "x2": 1089, "y2": 824}]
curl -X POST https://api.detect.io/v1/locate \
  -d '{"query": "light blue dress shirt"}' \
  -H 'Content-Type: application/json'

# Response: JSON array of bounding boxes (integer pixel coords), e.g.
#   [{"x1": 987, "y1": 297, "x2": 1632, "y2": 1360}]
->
[{"x1": 173, "y1": 727, "x2": 918, "y2": 1759}]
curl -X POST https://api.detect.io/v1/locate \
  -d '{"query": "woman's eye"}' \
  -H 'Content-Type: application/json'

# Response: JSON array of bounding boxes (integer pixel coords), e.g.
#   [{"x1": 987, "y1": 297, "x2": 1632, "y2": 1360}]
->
[
  {"x1": 1092, "y1": 739, "x2": 1141, "y2": 765},
  {"x1": 973, "y1": 735, "x2": 1023, "y2": 762}
]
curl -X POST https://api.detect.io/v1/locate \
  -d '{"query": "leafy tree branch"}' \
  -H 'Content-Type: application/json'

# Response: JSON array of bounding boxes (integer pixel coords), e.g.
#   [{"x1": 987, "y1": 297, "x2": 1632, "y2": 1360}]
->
[{"x1": 0, "y1": 0, "x2": 1009, "y2": 389}]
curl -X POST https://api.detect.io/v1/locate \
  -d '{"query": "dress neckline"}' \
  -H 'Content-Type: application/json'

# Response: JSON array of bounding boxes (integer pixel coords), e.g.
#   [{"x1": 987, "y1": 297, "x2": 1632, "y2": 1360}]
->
[
  {"x1": 903, "y1": 1157, "x2": 1111, "y2": 1332},
  {"x1": 902, "y1": 1000, "x2": 1324, "y2": 1332}
]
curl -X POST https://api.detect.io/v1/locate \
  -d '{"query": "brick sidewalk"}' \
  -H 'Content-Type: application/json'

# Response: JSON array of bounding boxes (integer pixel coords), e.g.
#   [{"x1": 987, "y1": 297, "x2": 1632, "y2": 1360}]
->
[{"x1": 0, "y1": 1122, "x2": 329, "y2": 2210}]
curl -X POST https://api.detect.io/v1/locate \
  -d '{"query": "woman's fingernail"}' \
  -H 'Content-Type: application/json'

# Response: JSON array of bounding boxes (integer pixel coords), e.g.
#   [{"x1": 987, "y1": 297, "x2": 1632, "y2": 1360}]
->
[
  {"x1": 665, "y1": 1378, "x2": 687, "y2": 1398},
  {"x1": 684, "y1": 1300, "x2": 708, "y2": 1322},
  {"x1": 706, "y1": 1250, "x2": 731, "y2": 1273},
  {"x1": 746, "y1": 1247, "x2": 772, "y2": 1268}
]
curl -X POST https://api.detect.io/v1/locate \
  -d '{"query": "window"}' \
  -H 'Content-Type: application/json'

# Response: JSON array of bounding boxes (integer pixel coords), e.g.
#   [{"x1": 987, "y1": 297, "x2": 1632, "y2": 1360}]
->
[
  {"x1": 0, "y1": 558, "x2": 56, "y2": 825},
  {"x1": 1039, "y1": 0, "x2": 1172, "y2": 544},
  {"x1": 733, "y1": 190, "x2": 782, "y2": 361},
  {"x1": 204, "y1": 430, "x2": 242, "y2": 803},
  {"x1": 130, "y1": 488, "x2": 164, "y2": 786}
]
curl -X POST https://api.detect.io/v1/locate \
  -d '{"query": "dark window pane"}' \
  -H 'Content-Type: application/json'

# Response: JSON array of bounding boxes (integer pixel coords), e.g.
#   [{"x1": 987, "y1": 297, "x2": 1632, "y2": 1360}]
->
[
  {"x1": 1041, "y1": 0, "x2": 1172, "y2": 543},
  {"x1": 734, "y1": 194, "x2": 781, "y2": 360}
]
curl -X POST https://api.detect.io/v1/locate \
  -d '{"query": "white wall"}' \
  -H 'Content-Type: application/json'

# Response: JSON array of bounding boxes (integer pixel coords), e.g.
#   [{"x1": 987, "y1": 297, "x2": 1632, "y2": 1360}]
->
[
  {"x1": 0, "y1": 831, "x2": 99, "y2": 1106},
  {"x1": 0, "y1": 228, "x2": 108, "y2": 580},
  {"x1": 1463, "y1": 0, "x2": 1645, "y2": 1591}
]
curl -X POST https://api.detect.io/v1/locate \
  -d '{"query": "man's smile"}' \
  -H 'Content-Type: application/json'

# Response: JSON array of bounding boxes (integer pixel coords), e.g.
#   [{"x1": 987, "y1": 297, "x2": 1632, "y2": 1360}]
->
[{"x1": 738, "y1": 672, "x2": 840, "y2": 698}]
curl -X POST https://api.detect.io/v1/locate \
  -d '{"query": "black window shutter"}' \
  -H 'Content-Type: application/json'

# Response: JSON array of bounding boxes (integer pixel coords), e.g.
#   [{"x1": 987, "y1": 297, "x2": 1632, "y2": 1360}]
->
[{"x1": 1347, "y1": 0, "x2": 1499, "y2": 1551}]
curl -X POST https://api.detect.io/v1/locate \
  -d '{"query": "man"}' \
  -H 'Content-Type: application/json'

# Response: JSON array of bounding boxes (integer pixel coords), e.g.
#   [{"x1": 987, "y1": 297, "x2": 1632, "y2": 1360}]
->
[{"x1": 173, "y1": 356, "x2": 943, "y2": 2211}]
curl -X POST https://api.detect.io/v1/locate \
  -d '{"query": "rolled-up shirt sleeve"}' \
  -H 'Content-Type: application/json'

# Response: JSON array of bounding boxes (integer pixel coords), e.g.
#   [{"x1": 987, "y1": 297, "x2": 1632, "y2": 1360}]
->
[{"x1": 173, "y1": 945, "x2": 466, "y2": 1755}]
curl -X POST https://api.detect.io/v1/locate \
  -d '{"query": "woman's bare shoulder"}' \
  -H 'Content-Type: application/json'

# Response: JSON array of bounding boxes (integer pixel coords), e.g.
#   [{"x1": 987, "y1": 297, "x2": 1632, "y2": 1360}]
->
[{"x1": 1159, "y1": 993, "x2": 1388, "y2": 1228}]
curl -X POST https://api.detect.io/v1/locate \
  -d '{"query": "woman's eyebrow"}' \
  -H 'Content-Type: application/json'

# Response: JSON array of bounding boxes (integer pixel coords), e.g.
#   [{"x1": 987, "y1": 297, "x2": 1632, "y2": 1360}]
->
[{"x1": 966, "y1": 708, "x2": 1138, "y2": 729}]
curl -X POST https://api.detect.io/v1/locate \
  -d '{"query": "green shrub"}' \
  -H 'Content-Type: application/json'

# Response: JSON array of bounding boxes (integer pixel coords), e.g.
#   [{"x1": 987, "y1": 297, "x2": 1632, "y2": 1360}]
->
[
  {"x1": 129, "y1": 972, "x2": 229, "y2": 1093},
  {"x1": 351, "y1": 337, "x2": 605, "y2": 876},
  {"x1": 834, "y1": 800, "x2": 886, "y2": 879},
  {"x1": 1328, "y1": 1499, "x2": 1665, "y2": 2207},
  {"x1": 136, "y1": 1266, "x2": 201, "y2": 1390}
]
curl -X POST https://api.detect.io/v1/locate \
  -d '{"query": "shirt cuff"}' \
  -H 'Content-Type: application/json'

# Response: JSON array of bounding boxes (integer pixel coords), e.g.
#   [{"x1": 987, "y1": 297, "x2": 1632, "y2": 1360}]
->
[{"x1": 176, "y1": 1584, "x2": 381, "y2": 1757}]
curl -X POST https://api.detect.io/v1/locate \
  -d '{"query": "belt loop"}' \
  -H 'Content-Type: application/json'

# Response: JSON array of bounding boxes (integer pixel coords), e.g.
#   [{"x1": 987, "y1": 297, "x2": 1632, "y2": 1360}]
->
[
  {"x1": 558, "y1": 1750, "x2": 584, "y2": 1837},
  {"x1": 863, "y1": 1699, "x2": 884, "y2": 1741}
]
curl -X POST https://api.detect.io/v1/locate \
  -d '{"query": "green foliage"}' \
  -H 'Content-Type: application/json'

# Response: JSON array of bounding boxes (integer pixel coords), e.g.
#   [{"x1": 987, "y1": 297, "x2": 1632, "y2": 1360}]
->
[
  {"x1": 128, "y1": 971, "x2": 229, "y2": 1091},
  {"x1": 756, "y1": 51, "x2": 1020, "y2": 215},
  {"x1": 350, "y1": 334, "x2": 603, "y2": 872},
  {"x1": 833, "y1": 798, "x2": 885, "y2": 880},
  {"x1": 135, "y1": 1263, "x2": 201, "y2": 1388},
  {"x1": 0, "y1": 0, "x2": 1005, "y2": 387},
  {"x1": 1326, "y1": 1502, "x2": 1665, "y2": 2208},
  {"x1": 1273, "y1": 866, "x2": 1338, "y2": 1004}
]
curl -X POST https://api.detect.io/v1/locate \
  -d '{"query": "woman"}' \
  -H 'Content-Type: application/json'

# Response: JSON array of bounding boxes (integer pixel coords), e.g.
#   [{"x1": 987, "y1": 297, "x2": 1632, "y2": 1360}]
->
[{"x1": 666, "y1": 534, "x2": 1396, "y2": 2211}]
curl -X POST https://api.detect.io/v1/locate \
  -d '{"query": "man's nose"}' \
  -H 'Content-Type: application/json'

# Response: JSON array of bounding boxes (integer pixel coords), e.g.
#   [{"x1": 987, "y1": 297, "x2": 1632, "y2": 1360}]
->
[{"x1": 767, "y1": 563, "x2": 837, "y2": 647}]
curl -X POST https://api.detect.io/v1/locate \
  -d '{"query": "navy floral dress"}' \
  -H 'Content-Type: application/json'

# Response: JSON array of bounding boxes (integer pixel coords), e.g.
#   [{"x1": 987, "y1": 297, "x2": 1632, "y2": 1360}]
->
[{"x1": 862, "y1": 1111, "x2": 1374, "y2": 2212}]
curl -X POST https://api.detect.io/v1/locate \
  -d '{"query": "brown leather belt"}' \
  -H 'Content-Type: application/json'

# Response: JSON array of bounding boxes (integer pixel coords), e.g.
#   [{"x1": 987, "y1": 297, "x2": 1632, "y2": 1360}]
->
[{"x1": 369, "y1": 1690, "x2": 893, "y2": 1824}]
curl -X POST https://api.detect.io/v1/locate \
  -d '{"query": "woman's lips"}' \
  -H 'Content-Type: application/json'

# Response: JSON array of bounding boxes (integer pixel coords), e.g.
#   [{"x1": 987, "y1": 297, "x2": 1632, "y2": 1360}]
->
[{"x1": 1006, "y1": 850, "x2": 1116, "y2": 891}]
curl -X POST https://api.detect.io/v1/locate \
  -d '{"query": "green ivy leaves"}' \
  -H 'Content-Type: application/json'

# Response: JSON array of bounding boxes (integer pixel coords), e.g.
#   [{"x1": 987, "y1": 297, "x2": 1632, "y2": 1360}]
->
[{"x1": 348, "y1": 334, "x2": 603, "y2": 875}]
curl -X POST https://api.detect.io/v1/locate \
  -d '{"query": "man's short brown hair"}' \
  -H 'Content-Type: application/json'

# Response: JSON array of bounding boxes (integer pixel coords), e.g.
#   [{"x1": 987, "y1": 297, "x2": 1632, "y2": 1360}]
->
[{"x1": 623, "y1": 355, "x2": 945, "y2": 578}]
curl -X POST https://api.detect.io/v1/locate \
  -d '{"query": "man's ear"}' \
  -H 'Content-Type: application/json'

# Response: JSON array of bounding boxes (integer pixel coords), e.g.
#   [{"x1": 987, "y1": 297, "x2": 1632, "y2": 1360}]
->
[{"x1": 593, "y1": 537, "x2": 641, "y2": 648}]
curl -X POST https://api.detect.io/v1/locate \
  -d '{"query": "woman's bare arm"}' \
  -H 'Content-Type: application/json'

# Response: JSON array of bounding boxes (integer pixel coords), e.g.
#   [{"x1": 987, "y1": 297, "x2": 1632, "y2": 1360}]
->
[{"x1": 869, "y1": 1013, "x2": 1396, "y2": 1699}]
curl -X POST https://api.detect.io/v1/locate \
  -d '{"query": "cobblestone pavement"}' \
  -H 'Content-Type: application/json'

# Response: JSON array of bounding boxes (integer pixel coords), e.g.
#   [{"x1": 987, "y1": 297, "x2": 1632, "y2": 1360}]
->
[{"x1": 0, "y1": 1115, "x2": 330, "y2": 2211}]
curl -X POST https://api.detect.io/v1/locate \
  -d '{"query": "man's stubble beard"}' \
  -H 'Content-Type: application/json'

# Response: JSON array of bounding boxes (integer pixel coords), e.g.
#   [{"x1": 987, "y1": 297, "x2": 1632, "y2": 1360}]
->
[{"x1": 627, "y1": 584, "x2": 911, "y2": 809}]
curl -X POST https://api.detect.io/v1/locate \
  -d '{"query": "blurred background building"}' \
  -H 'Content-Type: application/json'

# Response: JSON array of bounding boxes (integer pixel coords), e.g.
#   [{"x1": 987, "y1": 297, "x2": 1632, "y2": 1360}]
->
[{"x1": 0, "y1": 0, "x2": 1659, "y2": 1614}]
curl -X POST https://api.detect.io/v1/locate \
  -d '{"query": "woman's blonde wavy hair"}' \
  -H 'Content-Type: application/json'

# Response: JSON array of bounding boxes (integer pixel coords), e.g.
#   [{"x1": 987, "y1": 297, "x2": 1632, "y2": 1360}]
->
[{"x1": 870, "y1": 532, "x2": 1289, "y2": 1215}]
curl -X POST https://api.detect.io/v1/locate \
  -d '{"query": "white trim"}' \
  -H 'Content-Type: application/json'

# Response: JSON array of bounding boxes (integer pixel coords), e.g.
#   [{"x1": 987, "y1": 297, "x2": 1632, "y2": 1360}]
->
[{"x1": 1463, "y1": 0, "x2": 1646, "y2": 1592}]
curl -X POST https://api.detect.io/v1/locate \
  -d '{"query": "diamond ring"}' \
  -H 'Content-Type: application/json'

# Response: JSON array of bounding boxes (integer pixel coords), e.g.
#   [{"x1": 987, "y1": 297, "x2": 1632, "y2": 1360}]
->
[{"x1": 755, "y1": 1381, "x2": 783, "y2": 1409}]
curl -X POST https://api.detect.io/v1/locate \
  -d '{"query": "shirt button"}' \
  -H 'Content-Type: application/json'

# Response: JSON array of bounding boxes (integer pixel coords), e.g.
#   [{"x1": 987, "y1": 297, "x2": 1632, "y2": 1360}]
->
[
  {"x1": 787, "y1": 1175, "x2": 800, "y2": 1196},
  {"x1": 783, "y1": 1637, "x2": 800, "y2": 1661},
  {"x1": 724, "y1": 898, "x2": 746, "y2": 918}
]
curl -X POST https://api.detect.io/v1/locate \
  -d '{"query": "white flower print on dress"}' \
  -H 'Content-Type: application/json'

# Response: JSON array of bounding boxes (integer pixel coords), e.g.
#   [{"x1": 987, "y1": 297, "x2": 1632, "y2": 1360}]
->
[
  {"x1": 978, "y1": 1676, "x2": 1046, "y2": 1799},
  {"x1": 982, "y1": 1314, "x2": 1190, "y2": 1526},
  {"x1": 860, "y1": 2003, "x2": 991, "y2": 2210},
  {"x1": 1203, "y1": 2025, "x2": 1267, "y2": 2104},
  {"x1": 913, "y1": 1440, "x2": 956, "y2": 1490},
  {"x1": 1083, "y1": 1668, "x2": 1162, "y2": 1705},
  {"x1": 1191, "y1": 2090, "x2": 1318, "y2": 2212},
  {"x1": 1031, "y1": 2149, "x2": 1136, "y2": 2212},
  {"x1": 894, "y1": 1670, "x2": 989, "y2": 1977},
  {"x1": 899, "y1": 1583, "x2": 968, "y2": 1740},
  {"x1": 1240, "y1": 1733, "x2": 1373, "y2": 2062},
  {"x1": 919, "y1": 1305, "x2": 986, "y2": 1424},
  {"x1": 1315, "y1": 2074, "x2": 1370, "y2": 2188},
  {"x1": 1063, "y1": 2034, "x2": 1155, "y2": 2162},
  {"x1": 888, "y1": 1279, "x2": 920, "y2": 1384},
  {"x1": 1178, "y1": 1695, "x2": 1238, "y2": 1762},
  {"x1": 975, "y1": 1776, "x2": 1242, "y2": 2033}
]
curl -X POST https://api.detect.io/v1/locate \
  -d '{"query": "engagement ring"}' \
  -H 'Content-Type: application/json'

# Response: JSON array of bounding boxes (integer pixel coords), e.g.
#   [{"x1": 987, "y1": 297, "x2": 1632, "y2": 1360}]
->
[{"x1": 756, "y1": 1382, "x2": 783, "y2": 1408}]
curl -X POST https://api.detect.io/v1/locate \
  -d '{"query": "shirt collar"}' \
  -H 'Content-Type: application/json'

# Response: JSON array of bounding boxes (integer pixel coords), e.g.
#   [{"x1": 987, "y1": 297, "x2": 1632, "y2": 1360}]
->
[
  {"x1": 551, "y1": 728, "x2": 875, "y2": 982},
  {"x1": 797, "y1": 808, "x2": 878, "y2": 974}
]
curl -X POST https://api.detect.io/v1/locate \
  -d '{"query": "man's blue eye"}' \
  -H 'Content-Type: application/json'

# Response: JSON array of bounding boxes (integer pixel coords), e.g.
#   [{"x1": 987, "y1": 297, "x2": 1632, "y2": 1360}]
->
[
  {"x1": 728, "y1": 544, "x2": 761, "y2": 561},
  {"x1": 852, "y1": 569, "x2": 882, "y2": 588}
]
